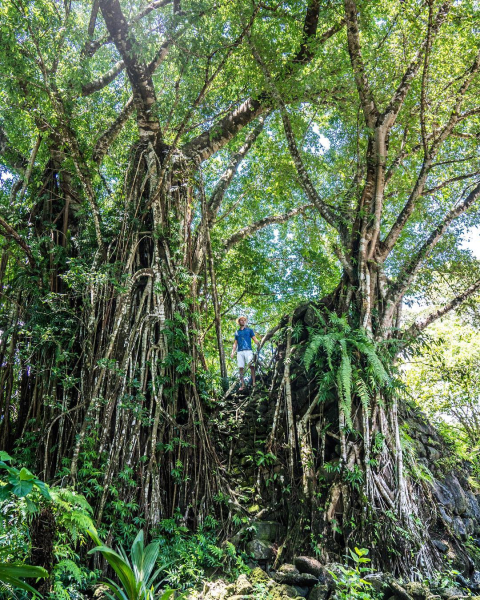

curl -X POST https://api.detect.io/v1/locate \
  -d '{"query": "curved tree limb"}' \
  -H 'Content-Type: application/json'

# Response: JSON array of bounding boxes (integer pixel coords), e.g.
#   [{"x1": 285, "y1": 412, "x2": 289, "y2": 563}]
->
[
  {"x1": 183, "y1": 97, "x2": 266, "y2": 164},
  {"x1": 99, "y1": 0, "x2": 161, "y2": 143},
  {"x1": 386, "y1": 179, "x2": 480, "y2": 313},
  {"x1": 343, "y1": 0, "x2": 378, "y2": 128},
  {"x1": 379, "y1": 1, "x2": 450, "y2": 132},
  {"x1": 0, "y1": 216, "x2": 36, "y2": 269},
  {"x1": 379, "y1": 48, "x2": 480, "y2": 261},
  {"x1": 183, "y1": 0, "x2": 343, "y2": 164},
  {"x1": 81, "y1": 59, "x2": 125, "y2": 96},
  {"x1": 18, "y1": 135, "x2": 42, "y2": 202},
  {"x1": 87, "y1": 0, "x2": 101, "y2": 38},
  {"x1": 406, "y1": 278, "x2": 480, "y2": 336},
  {"x1": 222, "y1": 204, "x2": 313, "y2": 252},
  {"x1": 191, "y1": 115, "x2": 267, "y2": 273},
  {"x1": 208, "y1": 115, "x2": 267, "y2": 219},
  {"x1": 83, "y1": 0, "x2": 173, "y2": 57},
  {"x1": 93, "y1": 96, "x2": 135, "y2": 163}
]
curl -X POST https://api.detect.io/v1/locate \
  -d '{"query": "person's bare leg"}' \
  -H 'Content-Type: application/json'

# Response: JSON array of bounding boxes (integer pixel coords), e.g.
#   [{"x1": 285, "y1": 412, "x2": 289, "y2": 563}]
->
[
  {"x1": 239, "y1": 368, "x2": 245, "y2": 390},
  {"x1": 250, "y1": 365, "x2": 255, "y2": 387}
]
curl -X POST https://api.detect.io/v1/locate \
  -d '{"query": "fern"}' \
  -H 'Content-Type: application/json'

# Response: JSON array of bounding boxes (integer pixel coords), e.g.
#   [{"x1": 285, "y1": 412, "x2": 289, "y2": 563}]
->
[
  {"x1": 356, "y1": 342, "x2": 389, "y2": 384},
  {"x1": 355, "y1": 377, "x2": 370, "y2": 413},
  {"x1": 54, "y1": 559, "x2": 85, "y2": 583},
  {"x1": 339, "y1": 346, "x2": 352, "y2": 428},
  {"x1": 304, "y1": 334, "x2": 325, "y2": 371},
  {"x1": 302, "y1": 308, "x2": 396, "y2": 429}
]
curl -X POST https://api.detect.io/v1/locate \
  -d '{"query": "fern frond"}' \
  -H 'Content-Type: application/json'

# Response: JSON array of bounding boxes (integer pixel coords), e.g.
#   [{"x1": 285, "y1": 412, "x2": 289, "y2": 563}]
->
[
  {"x1": 355, "y1": 377, "x2": 370, "y2": 413},
  {"x1": 339, "y1": 348, "x2": 352, "y2": 428},
  {"x1": 355, "y1": 342, "x2": 389, "y2": 384},
  {"x1": 304, "y1": 334, "x2": 328, "y2": 370}
]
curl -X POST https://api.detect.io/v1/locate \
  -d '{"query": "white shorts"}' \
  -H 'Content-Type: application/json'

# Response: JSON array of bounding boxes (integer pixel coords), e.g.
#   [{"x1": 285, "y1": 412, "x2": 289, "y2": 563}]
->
[{"x1": 237, "y1": 350, "x2": 254, "y2": 369}]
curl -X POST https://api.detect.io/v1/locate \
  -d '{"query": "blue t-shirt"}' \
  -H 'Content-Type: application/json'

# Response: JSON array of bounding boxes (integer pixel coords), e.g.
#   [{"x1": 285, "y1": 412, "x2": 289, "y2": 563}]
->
[{"x1": 235, "y1": 327, "x2": 255, "y2": 351}]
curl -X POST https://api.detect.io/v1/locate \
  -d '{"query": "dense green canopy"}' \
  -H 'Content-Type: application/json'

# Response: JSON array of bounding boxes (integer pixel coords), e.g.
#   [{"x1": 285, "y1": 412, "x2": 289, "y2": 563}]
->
[{"x1": 2, "y1": 0, "x2": 480, "y2": 590}]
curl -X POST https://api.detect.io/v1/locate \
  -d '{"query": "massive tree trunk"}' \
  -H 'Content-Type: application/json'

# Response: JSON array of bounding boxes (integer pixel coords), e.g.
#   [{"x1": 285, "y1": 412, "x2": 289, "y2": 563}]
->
[
  {"x1": 0, "y1": 0, "x2": 339, "y2": 534},
  {"x1": 1, "y1": 0, "x2": 480, "y2": 575},
  {"x1": 242, "y1": 0, "x2": 480, "y2": 574}
]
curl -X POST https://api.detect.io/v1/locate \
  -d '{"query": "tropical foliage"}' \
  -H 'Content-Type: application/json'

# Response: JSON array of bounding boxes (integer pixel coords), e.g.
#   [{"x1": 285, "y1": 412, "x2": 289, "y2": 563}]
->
[
  {"x1": 1, "y1": 0, "x2": 480, "y2": 587},
  {"x1": 88, "y1": 528, "x2": 182, "y2": 600}
]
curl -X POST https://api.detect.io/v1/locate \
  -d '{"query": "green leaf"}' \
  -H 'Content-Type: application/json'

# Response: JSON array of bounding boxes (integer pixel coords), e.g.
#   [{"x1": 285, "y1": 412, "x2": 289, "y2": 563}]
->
[
  {"x1": 33, "y1": 479, "x2": 52, "y2": 500},
  {"x1": 11, "y1": 479, "x2": 34, "y2": 497},
  {"x1": 19, "y1": 467, "x2": 35, "y2": 481},
  {"x1": 0, "y1": 484, "x2": 13, "y2": 500}
]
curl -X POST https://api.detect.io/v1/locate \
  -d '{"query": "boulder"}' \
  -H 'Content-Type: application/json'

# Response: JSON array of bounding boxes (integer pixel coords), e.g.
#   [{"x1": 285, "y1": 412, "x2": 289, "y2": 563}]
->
[
  {"x1": 246, "y1": 539, "x2": 275, "y2": 561},
  {"x1": 453, "y1": 516, "x2": 467, "y2": 540},
  {"x1": 389, "y1": 580, "x2": 415, "y2": 600},
  {"x1": 294, "y1": 556, "x2": 324, "y2": 577},
  {"x1": 432, "y1": 475, "x2": 468, "y2": 515},
  {"x1": 405, "y1": 581, "x2": 429, "y2": 598},
  {"x1": 254, "y1": 521, "x2": 286, "y2": 542},
  {"x1": 247, "y1": 567, "x2": 301, "y2": 599},
  {"x1": 203, "y1": 580, "x2": 230, "y2": 600},
  {"x1": 93, "y1": 585, "x2": 110, "y2": 599},
  {"x1": 363, "y1": 572, "x2": 388, "y2": 593},
  {"x1": 439, "y1": 506, "x2": 453, "y2": 525},
  {"x1": 235, "y1": 574, "x2": 253, "y2": 596},
  {"x1": 429, "y1": 586, "x2": 461, "y2": 599},
  {"x1": 432, "y1": 539, "x2": 449, "y2": 553},
  {"x1": 414, "y1": 440, "x2": 427, "y2": 458},
  {"x1": 307, "y1": 585, "x2": 329, "y2": 600},
  {"x1": 292, "y1": 586, "x2": 309, "y2": 598},
  {"x1": 465, "y1": 491, "x2": 480, "y2": 520},
  {"x1": 278, "y1": 564, "x2": 300, "y2": 575},
  {"x1": 432, "y1": 481, "x2": 456, "y2": 512},
  {"x1": 464, "y1": 517, "x2": 475, "y2": 536},
  {"x1": 249, "y1": 567, "x2": 271, "y2": 586},
  {"x1": 274, "y1": 572, "x2": 318, "y2": 587},
  {"x1": 427, "y1": 446, "x2": 441, "y2": 461}
]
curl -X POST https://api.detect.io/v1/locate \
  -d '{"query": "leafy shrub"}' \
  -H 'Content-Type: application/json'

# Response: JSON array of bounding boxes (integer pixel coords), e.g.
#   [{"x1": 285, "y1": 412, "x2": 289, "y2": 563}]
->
[
  {"x1": 329, "y1": 547, "x2": 380, "y2": 600},
  {"x1": 0, "y1": 454, "x2": 98, "y2": 599},
  {"x1": 153, "y1": 515, "x2": 247, "y2": 589}
]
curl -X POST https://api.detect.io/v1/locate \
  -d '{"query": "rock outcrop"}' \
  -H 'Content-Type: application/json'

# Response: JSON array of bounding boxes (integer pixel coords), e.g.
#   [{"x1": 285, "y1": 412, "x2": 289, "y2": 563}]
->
[
  {"x1": 210, "y1": 365, "x2": 480, "y2": 575},
  {"x1": 184, "y1": 565, "x2": 480, "y2": 599}
]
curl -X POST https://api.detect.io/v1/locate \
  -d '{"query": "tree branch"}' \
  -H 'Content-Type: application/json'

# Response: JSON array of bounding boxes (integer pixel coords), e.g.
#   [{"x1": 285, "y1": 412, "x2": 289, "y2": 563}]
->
[
  {"x1": 0, "y1": 216, "x2": 36, "y2": 269},
  {"x1": 407, "y1": 278, "x2": 480, "y2": 336},
  {"x1": 182, "y1": 97, "x2": 266, "y2": 164},
  {"x1": 191, "y1": 116, "x2": 266, "y2": 274},
  {"x1": 222, "y1": 204, "x2": 313, "y2": 253},
  {"x1": 343, "y1": 0, "x2": 378, "y2": 128},
  {"x1": 380, "y1": 2, "x2": 450, "y2": 131},
  {"x1": 380, "y1": 48, "x2": 480, "y2": 260},
  {"x1": 18, "y1": 135, "x2": 42, "y2": 201},
  {"x1": 423, "y1": 171, "x2": 480, "y2": 196},
  {"x1": 84, "y1": 0, "x2": 173, "y2": 58},
  {"x1": 208, "y1": 115, "x2": 266, "y2": 219},
  {"x1": 81, "y1": 59, "x2": 125, "y2": 96},
  {"x1": 183, "y1": 1, "x2": 343, "y2": 164},
  {"x1": 292, "y1": 1, "x2": 345, "y2": 66},
  {"x1": 388, "y1": 179, "x2": 480, "y2": 305},
  {"x1": 87, "y1": 0, "x2": 101, "y2": 38},
  {"x1": 99, "y1": 0, "x2": 161, "y2": 143},
  {"x1": 0, "y1": 127, "x2": 27, "y2": 174},
  {"x1": 93, "y1": 97, "x2": 135, "y2": 163}
]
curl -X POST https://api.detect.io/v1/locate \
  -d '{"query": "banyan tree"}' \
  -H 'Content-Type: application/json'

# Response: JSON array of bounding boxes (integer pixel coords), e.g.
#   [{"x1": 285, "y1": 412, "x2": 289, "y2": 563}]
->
[{"x1": 1, "y1": 0, "x2": 480, "y2": 573}]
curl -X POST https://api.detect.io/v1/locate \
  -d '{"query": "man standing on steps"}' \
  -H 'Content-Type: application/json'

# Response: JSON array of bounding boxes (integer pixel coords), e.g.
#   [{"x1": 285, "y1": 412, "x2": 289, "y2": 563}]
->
[{"x1": 231, "y1": 316, "x2": 261, "y2": 391}]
